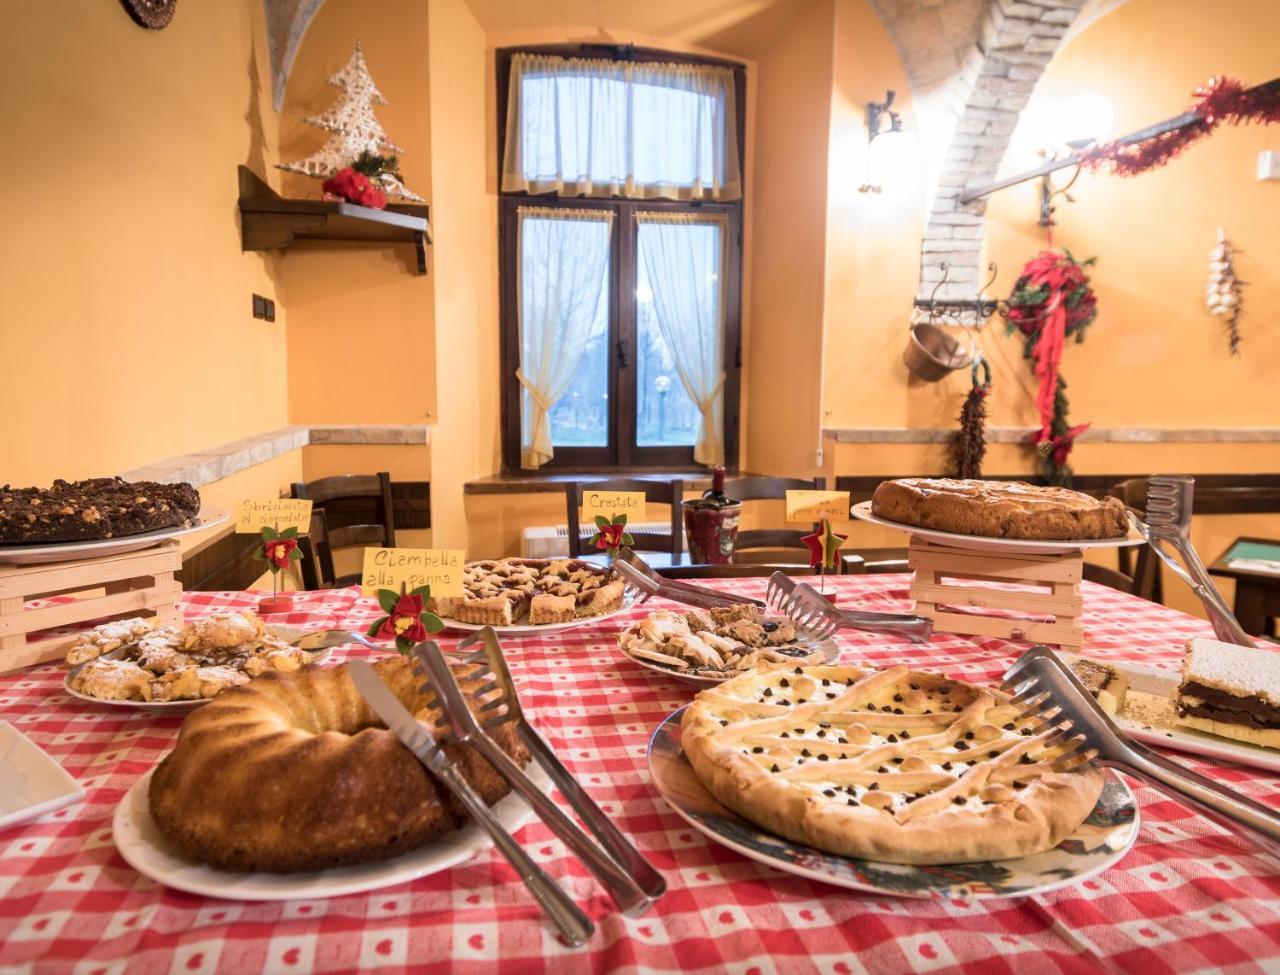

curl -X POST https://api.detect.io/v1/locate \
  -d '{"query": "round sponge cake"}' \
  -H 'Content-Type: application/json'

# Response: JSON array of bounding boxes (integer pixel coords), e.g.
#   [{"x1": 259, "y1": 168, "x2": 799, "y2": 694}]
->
[
  {"x1": 871, "y1": 478, "x2": 1129, "y2": 541},
  {"x1": 148, "y1": 655, "x2": 526, "y2": 872}
]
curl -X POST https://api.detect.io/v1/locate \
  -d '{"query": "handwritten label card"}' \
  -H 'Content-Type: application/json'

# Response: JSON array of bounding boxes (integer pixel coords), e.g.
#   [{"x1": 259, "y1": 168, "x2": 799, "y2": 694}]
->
[
  {"x1": 785, "y1": 490, "x2": 851, "y2": 523},
  {"x1": 581, "y1": 490, "x2": 646, "y2": 523},
  {"x1": 235, "y1": 498, "x2": 313, "y2": 534},
  {"x1": 361, "y1": 548, "x2": 465, "y2": 597}
]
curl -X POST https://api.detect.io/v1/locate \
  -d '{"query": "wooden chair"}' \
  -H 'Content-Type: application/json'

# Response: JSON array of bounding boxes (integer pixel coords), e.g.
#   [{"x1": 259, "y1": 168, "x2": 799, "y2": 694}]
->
[
  {"x1": 660, "y1": 563, "x2": 817, "y2": 580},
  {"x1": 565, "y1": 478, "x2": 684, "y2": 561},
  {"x1": 298, "y1": 508, "x2": 336, "y2": 591},
  {"x1": 722, "y1": 475, "x2": 821, "y2": 562},
  {"x1": 291, "y1": 472, "x2": 396, "y2": 588},
  {"x1": 1108, "y1": 478, "x2": 1162, "y2": 603},
  {"x1": 1082, "y1": 562, "x2": 1137, "y2": 593}
]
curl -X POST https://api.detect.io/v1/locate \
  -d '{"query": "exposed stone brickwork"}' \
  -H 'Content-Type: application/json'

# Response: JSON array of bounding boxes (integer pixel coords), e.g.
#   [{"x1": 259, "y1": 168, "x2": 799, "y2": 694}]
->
[{"x1": 871, "y1": 0, "x2": 1092, "y2": 306}]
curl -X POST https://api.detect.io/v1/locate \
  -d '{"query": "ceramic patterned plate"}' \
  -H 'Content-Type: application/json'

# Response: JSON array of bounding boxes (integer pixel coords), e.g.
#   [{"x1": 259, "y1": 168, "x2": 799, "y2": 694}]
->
[
  {"x1": 0, "y1": 508, "x2": 229, "y2": 565},
  {"x1": 1060, "y1": 651, "x2": 1280, "y2": 775},
  {"x1": 850, "y1": 501, "x2": 1145, "y2": 556},
  {"x1": 114, "y1": 763, "x2": 549, "y2": 901},
  {"x1": 442, "y1": 590, "x2": 639, "y2": 636},
  {"x1": 648, "y1": 707, "x2": 1139, "y2": 900}
]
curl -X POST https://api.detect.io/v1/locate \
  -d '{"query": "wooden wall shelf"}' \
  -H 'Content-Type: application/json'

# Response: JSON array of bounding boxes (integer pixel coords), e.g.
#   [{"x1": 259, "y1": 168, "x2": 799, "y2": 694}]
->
[{"x1": 237, "y1": 166, "x2": 431, "y2": 273}]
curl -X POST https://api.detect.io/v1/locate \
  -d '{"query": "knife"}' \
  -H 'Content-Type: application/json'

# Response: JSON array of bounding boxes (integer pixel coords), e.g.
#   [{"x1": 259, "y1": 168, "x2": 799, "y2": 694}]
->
[{"x1": 347, "y1": 660, "x2": 593, "y2": 946}]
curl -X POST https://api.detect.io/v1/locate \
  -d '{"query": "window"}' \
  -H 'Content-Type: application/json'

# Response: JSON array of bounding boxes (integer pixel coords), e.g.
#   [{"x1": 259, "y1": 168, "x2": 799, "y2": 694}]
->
[{"x1": 498, "y1": 46, "x2": 745, "y2": 471}]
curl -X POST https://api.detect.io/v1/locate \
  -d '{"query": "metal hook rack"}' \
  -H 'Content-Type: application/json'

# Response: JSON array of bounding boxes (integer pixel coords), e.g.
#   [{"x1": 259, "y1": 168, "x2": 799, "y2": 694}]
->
[{"x1": 911, "y1": 262, "x2": 1001, "y2": 325}]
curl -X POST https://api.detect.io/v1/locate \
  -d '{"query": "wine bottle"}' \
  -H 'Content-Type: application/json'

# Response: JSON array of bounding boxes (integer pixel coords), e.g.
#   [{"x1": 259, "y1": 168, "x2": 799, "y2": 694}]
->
[{"x1": 701, "y1": 466, "x2": 729, "y2": 507}]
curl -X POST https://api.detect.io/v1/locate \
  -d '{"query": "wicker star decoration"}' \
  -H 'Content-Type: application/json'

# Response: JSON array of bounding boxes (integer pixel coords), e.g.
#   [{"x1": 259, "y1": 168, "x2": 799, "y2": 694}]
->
[{"x1": 801, "y1": 519, "x2": 847, "y2": 571}]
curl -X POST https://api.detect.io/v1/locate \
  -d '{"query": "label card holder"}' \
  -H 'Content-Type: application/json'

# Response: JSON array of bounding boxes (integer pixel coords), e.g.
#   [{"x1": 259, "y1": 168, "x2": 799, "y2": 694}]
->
[
  {"x1": 361, "y1": 548, "x2": 465, "y2": 597},
  {"x1": 236, "y1": 499, "x2": 313, "y2": 534},
  {"x1": 785, "y1": 490, "x2": 851, "y2": 524}
]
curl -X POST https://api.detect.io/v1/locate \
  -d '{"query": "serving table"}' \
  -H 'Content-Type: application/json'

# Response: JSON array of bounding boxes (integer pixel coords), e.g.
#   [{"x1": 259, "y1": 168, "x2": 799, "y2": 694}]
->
[{"x1": 3, "y1": 576, "x2": 1280, "y2": 974}]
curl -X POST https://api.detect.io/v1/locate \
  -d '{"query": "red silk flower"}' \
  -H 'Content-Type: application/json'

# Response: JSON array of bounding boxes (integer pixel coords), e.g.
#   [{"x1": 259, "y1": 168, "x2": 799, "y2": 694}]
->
[
  {"x1": 375, "y1": 593, "x2": 428, "y2": 643},
  {"x1": 594, "y1": 523, "x2": 626, "y2": 551},
  {"x1": 322, "y1": 167, "x2": 388, "y2": 209},
  {"x1": 265, "y1": 537, "x2": 298, "y2": 569}
]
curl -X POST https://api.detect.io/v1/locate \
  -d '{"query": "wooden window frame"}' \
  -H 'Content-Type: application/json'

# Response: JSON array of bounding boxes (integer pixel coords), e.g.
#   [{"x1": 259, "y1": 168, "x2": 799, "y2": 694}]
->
[{"x1": 496, "y1": 44, "x2": 746, "y2": 473}]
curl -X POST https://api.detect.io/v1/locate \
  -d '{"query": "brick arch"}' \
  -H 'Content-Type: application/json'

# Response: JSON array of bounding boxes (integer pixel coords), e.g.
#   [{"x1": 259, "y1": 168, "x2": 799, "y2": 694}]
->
[
  {"x1": 264, "y1": 0, "x2": 328, "y2": 110},
  {"x1": 871, "y1": 0, "x2": 1128, "y2": 305}
]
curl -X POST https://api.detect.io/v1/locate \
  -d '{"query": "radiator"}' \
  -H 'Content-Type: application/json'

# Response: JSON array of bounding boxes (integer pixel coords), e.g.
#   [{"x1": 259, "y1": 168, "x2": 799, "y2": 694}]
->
[{"x1": 521, "y1": 522, "x2": 672, "y2": 558}]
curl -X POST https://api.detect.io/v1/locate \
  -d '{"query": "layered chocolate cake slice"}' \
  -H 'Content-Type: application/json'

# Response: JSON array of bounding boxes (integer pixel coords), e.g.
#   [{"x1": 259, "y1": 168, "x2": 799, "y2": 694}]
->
[{"x1": 1177, "y1": 638, "x2": 1280, "y2": 748}]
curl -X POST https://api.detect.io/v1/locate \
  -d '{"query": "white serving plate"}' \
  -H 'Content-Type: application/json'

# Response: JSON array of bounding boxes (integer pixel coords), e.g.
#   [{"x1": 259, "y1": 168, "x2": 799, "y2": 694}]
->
[
  {"x1": 649, "y1": 708, "x2": 1139, "y2": 900},
  {"x1": 442, "y1": 590, "x2": 639, "y2": 636},
  {"x1": 0, "y1": 721, "x2": 85, "y2": 831},
  {"x1": 0, "y1": 508, "x2": 229, "y2": 565},
  {"x1": 63, "y1": 633, "x2": 333, "y2": 714},
  {"x1": 114, "y1": 762, "x2": 549, "y2": 901},
  {"x1": 620, "y1": 630, "x2": 843, "y2": 687},
  {"x1": 1060, "y1": 651, "x2": 1280, "y2": 774},
  {"x1": 851, "y1": 501, "x2": 1145, "y2": 556}
]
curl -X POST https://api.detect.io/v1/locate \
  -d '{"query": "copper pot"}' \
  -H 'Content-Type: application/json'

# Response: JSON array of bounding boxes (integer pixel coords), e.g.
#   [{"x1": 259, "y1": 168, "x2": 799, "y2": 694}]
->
[{"x1": 903, "y1": 322, "x2": 971, "y2": 382}]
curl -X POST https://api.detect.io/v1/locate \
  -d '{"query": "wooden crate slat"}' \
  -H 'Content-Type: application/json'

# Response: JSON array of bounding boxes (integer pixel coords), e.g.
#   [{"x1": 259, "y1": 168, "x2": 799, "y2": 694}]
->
[
  {"x1": 909, "y1": 581, "x2": 1082, "y2": 617},
  {"x1": 0, "y1": 579, "x2": 180, "y2": 637},
  {"x1": 908, "y1": 545, "x2": 1082, "y2": 583},
  {"x1": 927, "y1": 610, "x2": 1083, "y2": 646},
  {"x1": 0, "y1": 544, "x2": 182, "y2": 598}
]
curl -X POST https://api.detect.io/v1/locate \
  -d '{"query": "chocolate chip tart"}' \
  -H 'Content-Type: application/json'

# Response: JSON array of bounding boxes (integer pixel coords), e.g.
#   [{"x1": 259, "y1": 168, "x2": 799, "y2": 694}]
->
[{"x1": 681, "y1": 664, "x2": 1104, "y2": 864}]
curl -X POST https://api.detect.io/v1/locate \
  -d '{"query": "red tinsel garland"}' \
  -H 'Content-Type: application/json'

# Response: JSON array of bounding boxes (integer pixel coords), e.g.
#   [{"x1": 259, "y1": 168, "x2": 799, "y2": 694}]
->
[{"x1": 1080, "y1": 76, "x2": 1280, "y2": 177}]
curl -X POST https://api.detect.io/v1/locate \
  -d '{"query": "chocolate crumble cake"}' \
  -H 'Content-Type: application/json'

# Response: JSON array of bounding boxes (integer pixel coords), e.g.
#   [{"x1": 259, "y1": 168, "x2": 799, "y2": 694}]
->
[{"x1": 0, "y1": 477, "x2": 201, "y2": 544}]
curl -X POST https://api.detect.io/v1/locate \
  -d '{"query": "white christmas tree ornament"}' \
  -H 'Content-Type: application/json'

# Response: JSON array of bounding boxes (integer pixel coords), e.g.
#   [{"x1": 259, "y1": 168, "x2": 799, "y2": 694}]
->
[
  {"x1": 276, "y1": 41, "x2": 423, "y2": 203},
  {"x1": 1205, "y1": 227, "x2": 1244, "y2": 357}
]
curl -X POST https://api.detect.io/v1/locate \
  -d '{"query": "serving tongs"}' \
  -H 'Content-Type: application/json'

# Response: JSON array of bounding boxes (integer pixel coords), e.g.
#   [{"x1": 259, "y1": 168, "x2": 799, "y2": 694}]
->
[
  {"x1": 1002, "y1": 645, "x2": 1280, "y2": 857},
  {"x1": 347, "y1": 660, "x2": 593, "y2": 945},
  {"x1": 1133, "y1": 475, "x2": 1253, "y2": 646},
  {"x1": 765, "y1": 572, "x2": 934, "y2": 644},
  {"x1": 417, "y1": 631, "x2": 666, "y2": 913},
  {"x1": 612, "y1": 548, "x2": 764, "y2": 610}
]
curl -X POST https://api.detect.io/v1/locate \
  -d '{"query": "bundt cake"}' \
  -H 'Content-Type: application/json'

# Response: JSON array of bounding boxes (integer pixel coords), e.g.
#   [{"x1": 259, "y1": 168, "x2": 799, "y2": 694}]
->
[{"x1": 148, "y1": 655, "x2": 528, "y2": 873}]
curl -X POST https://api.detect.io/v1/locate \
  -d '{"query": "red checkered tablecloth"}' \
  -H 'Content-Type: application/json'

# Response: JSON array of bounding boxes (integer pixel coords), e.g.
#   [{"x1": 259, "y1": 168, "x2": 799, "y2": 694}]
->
[{"x1": 3, "y1": 576, "x2": 1280, "y2": 975}]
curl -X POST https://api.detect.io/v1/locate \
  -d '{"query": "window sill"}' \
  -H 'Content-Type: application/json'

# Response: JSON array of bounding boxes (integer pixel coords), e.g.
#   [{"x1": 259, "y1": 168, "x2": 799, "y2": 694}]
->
[{"x1": 464, "y1": 468, "x2": 732, "y2": 496}]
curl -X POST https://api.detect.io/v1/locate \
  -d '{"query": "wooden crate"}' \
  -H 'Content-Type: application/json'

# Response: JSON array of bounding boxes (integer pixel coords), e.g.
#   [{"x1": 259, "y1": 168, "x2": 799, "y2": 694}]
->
[
  {"x1": 0, "y1": 540, "x2": 182, "y2": 675},
  {"x1": 908, "y1": 537, "x2": 1084, "y2": 650}
]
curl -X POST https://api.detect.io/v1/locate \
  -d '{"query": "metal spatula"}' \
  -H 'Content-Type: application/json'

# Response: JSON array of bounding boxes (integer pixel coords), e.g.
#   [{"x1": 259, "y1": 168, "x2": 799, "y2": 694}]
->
[
  {"x1": 1001, "y1": 645, "x2": 1280, "y2": 855},
  {"x1": 613, "y1": 549, "x2": 764, "y2": 610},
  {"x1": 1138, "y1": 475, "x2": 1253, "y2": 646},
  {"x1": 765, "y1": 572, "x2": 934, "y2": 643}
]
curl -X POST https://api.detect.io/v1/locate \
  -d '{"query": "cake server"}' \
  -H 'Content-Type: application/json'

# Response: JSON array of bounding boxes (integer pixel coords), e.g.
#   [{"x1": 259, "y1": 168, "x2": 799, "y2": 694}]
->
[
  {"x1": 347, "y1": 660, "x2": 593, "y2": 946},
  {"x1": 446, "y1": 628, "x2": 668, "y2": 905},
  {"x1": 613, "y1": 549, "x2": 765, "y2": 609},
  {"x1": 765, "y1": 572, "x2": 934, "y2": 644},
  {"x1": 412, "y1": 641, "x2": 660, "y2": 917},
  {"x1": 1137, "y1": 476, "x2": 1254, "y2": 646},
  {"x1": 1001, "y1": 645, "x2": 1280, "y2": 856}
]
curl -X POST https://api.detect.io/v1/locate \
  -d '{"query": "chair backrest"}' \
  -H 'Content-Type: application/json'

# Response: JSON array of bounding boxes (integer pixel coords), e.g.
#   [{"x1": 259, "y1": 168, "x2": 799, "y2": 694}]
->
[
  {"x1": 565, "y1": 477, "x2": 684, "y2": 559},
  {"x1": 723, "y1": 475, "x2": 822, "y2": 553},
  {"x1": 298, "y1": 508, "x2": 336, "y2": 591},
  {"x1": 840, "y1": 548, "x2": 908, "y2": 575},
  {"x1": 1082, "y1": 561, "x2": 1136, "y2": 594},
  {"x1": 292, "y1": 472, "x2": 395, "y2": 587},
  {"x1": 1111, "y1": 476, "x2": 1280, "y2": 516}
]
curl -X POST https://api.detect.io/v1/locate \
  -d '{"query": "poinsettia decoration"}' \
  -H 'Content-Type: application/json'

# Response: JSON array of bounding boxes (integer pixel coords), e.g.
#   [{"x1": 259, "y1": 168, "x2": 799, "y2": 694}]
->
[
  {"x1": 590, "y1": 514, "x2": 635, "y2": 557},
  {"x1": 366, "y1": 584, "x2": 445, "y2": 653},
  {"x1": 1002, "y1": 249, "x2": 1098, "y2": 486},
  {"x1": 252, "y1": 524, "x2": 304, "y2": 604}
]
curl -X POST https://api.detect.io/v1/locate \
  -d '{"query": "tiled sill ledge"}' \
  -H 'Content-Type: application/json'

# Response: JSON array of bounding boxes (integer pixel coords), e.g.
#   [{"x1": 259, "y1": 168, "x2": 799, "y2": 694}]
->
[
  {"x1": 120, "y1": 425, "x2": 431, "y2": 488},
  {"x1": 822, "y1": 427, "x2": 1280, "y2": 444}
]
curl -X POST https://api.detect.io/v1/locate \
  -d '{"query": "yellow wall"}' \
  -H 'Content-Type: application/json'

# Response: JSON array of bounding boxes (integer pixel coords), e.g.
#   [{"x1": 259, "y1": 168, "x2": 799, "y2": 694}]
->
[
  {"x1": 0, "y1": 0, "x2": 286, "y2": 487},
  {"x1": 279, "y1": 1, "x2": 436, "y2": 427}
]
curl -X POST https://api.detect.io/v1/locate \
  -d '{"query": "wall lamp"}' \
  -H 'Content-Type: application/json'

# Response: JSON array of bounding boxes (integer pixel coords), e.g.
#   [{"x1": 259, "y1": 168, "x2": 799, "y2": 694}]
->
[{"x1": 858, "y1": 90, "x2": 904, "y2": 194}]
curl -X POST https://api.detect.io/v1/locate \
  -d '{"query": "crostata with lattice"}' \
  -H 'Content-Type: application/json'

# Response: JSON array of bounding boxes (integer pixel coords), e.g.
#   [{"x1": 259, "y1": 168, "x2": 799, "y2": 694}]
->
[
  {"x1": 682, "y1": 663, "x2": 1103, "y2": 864},
  {"x1": 427, "y1": 557, "x2": 626, "y2": 626}
]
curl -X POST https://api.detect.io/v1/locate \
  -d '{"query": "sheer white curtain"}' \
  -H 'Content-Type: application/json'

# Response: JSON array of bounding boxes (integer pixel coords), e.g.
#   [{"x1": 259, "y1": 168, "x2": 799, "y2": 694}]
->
[
  {"x1": 517, "y1": 206, "x2": 614, "y2": 470},
  {"x1": 635, "y1": 212, "x2": 726, "y2": 465},
  {"x1": 503, "y1": 53, "x2": 741, "y2": 201}
]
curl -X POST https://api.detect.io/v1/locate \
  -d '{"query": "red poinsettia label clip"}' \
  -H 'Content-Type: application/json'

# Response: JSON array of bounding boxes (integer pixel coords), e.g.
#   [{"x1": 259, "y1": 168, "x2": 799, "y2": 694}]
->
[
  {"x1": 254, "y1": 525, "x2": 303, "y2": 573},
  {"x1": 367, "y1": 585, "x2": 445, "y2": 653},
  {"x1": 590, "y1": 514, "x2": 635, "y2": 556}
]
